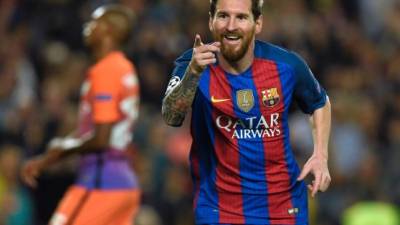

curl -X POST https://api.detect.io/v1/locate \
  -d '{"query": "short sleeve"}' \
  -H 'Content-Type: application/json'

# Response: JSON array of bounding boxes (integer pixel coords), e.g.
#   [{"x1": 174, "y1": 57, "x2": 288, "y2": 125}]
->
[
  {"x1": 89, "y1": 69, "x2": 121, "y2": 123},
  {"x1": 164, "y1": 49, "x2": 192, "y2": 97},
  {"x1": 292, "y1": 52, "x2": 327, "y2": 114}
]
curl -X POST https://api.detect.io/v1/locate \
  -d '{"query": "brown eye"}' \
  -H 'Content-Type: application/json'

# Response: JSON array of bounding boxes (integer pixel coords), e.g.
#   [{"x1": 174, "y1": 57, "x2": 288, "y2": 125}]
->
[
  {"x1": 217, "y1": 13, "x2": 228, "y2": 19},
  {"x1": 237, "y1": 14, "x2": 248, "y2": 20}
]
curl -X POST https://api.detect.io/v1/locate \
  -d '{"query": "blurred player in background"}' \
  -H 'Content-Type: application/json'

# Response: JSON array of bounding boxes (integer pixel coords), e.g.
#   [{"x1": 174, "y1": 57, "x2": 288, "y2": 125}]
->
[
  {"x1": 162, "y1": 0, "x2": 331, "y2": 224},
  {"x1": 21, "y1": 4, "x2": 140, "y2": 225}
]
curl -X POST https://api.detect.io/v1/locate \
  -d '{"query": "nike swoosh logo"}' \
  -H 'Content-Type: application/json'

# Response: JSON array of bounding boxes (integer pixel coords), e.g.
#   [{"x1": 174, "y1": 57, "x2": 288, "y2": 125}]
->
[{"x1": 211, "y1": 96, "x2": 230, "y2": 103}]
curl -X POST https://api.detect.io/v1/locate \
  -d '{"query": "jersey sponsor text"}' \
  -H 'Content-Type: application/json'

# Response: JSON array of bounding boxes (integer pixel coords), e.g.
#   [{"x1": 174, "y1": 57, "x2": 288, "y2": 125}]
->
[{"x1": 215, "y1": 113, "x2": 281, "y2": 139}]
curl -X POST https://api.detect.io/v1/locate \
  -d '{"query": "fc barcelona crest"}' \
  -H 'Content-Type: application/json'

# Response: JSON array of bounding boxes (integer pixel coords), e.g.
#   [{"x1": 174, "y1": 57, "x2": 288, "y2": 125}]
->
[
  {"x1": 236, "y1": 89, "x2": 254, "y2": 112},
  {"x1": 261, "y1": 88, "x2": 280, "y2": 107}
]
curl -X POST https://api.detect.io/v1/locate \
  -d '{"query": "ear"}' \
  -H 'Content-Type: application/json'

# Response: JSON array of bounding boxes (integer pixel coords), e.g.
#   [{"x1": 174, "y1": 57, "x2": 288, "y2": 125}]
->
[
  {"x1": 103, "y1": 34, "x2": 115, "y2": 46},
  {"x1": 209, "y1": 12, "x2": 213, "y2": 32},
  {"x1": 255, "y1": 15, "x2": 263, "y2": 34}
]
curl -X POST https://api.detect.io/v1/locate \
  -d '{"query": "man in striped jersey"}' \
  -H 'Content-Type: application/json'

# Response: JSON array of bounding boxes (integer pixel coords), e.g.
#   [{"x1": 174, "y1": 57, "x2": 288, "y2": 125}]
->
[{"x1": 162, "y1": 0, "x2": 331, "y2": 224}]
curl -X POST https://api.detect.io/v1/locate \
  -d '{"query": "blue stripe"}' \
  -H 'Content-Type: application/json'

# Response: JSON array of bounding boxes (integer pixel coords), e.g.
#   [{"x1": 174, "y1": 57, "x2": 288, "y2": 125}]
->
[
  {"x1": 189, "y1": 123, "x2": 199, "y2": 209},
  {"x1": 192, "y1": 67, "x2": 220, "y2": 223},
  {"x1": 276, "y1": 62, "x2": 308, "y2": 224},
  {"x1": 94, "y1": 93, "x2": 112, "y2": 101},
  {"x1": 225, "y1": 68, "x2": 270, "y2": 224}
]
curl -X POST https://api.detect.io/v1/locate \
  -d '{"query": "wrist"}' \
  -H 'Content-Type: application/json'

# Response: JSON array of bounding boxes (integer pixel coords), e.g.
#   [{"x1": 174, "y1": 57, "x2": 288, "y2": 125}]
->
[
  {"x1": 312, "y1": 151, "x2": 328, "y2": 161},
  {"x1": 43, "y1": 149, "x2": 63, "y2": 166},
  {"x1": 188, "y1": 63, "x2": 203, "y2": 76}
]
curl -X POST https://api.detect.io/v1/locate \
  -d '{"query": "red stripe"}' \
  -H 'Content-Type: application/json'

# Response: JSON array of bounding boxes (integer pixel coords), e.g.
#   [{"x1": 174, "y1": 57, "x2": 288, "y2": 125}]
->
[
  {"x1": 209, "y1": 66, "x2": 245, "y2": 223},
  {"x1": 252, "y1": 59, "x2": 295, "y2": 224}
]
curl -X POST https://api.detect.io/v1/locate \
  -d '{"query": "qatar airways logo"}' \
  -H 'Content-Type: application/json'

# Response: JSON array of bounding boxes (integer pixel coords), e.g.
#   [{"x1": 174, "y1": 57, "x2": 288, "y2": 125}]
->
[{"x1": 215, "y1": 113, "x2": 281, "y2": 139}]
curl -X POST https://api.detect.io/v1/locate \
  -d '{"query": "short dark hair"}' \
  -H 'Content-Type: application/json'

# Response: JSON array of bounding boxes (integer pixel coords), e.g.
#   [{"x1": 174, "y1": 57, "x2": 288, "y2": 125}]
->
[
  {"x1": 209, "y1": 0, "x2": 264, "y2": 20},
  {"x1": 95, "y1": 4, "x2": 135, "y2": 43}
]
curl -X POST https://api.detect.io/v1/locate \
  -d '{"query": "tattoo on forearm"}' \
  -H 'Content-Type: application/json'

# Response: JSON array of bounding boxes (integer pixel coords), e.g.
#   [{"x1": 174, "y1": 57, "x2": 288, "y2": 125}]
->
[{"x1": 162, "y1": 70, "x2": 200, "y2": 126}]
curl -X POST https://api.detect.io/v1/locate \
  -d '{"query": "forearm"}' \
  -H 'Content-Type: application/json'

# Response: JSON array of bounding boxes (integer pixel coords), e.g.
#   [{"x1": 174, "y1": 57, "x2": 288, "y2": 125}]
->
[
  {"x1": 310, "y1": 97, "x2": 331, "y2": 159},
  {"x1": 43, "y1": 133, "x2": 102, "y2": 165},
  {"x1": 162, "y1": 68, "x2": 200, "y2": 126},
  {"x1": 60, "y1": 138, "x2": 100, "y2": 157}
]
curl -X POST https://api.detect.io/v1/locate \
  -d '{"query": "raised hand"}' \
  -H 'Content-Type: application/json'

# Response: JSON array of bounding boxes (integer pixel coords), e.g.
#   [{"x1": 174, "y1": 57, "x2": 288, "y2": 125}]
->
[
  {"x1": 297, "y1": 154, "x2": 331, "y2": 198},
  {"x1": 162, "y1": 34, "x2": 220, "y2": 127},
  {"x1": 188, "y1": 34, "x2": 220, "y2": 75}
]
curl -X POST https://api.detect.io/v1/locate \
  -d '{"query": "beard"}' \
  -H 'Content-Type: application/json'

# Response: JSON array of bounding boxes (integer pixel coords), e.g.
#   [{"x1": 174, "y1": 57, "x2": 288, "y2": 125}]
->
[{"x1": 213, "y1": 27, "x2": 255, "y2": 62}]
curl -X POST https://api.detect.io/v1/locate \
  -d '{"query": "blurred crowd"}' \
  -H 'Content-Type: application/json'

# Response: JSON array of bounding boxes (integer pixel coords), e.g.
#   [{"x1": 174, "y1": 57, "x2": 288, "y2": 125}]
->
[{"x1": 0, "y1": 0, "x2": 399, "y2": 225}]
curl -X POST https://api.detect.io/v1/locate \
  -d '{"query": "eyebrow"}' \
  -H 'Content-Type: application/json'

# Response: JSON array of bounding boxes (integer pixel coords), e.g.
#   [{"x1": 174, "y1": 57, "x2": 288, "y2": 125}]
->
[{"x1": 216, "y1": 10, "x2": 250, "y2": 17}]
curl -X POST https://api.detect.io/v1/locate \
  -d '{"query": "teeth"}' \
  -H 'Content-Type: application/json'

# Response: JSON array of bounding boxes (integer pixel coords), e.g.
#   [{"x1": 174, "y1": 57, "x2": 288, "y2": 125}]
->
[{"x1": 224, "y1": 35, "x2": 240, "y2": 40}]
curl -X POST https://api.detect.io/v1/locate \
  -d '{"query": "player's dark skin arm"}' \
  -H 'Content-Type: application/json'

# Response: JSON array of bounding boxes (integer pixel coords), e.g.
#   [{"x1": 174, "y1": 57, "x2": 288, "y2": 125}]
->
[
  {"x1": 21, "y1": 123, "x2": 112, "y2": 187},
  {"x1": 162, "y1": 34, "x2": 220, "y2": 127},
  {"x1": 54, "y1": 123, "x2": 112, "y2": 157}
]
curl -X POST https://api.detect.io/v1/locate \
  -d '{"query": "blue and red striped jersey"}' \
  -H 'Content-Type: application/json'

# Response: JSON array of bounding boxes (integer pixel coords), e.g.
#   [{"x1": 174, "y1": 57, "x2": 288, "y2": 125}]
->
[{"x1": 166, "y1": 40, "x2": 327, "y2": 225}]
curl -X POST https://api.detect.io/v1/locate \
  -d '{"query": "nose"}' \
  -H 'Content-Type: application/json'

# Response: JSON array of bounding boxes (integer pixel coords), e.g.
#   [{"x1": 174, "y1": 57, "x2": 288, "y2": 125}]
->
[{"x1": 226, "y1": 17, "x2": 237, "y2": 32}]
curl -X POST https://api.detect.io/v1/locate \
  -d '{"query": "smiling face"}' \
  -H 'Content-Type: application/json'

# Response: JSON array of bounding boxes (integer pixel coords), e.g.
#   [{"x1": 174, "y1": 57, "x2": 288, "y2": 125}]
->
[{"x1": 209, "y1": 0, "x2": 262, "y2": 62}]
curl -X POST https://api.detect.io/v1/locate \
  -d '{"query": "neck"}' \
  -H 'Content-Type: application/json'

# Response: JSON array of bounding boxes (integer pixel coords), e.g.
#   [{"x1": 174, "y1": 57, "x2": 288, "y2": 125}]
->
[
  {"x1": 217, "y1": 40, "x2": 255, "y2": 75},
  {"x1": 92, "y1": 41, "x2": 119, "y2": 61}
]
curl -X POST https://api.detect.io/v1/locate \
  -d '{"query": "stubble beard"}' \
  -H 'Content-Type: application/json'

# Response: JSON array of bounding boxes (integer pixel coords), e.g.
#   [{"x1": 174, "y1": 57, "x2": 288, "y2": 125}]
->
[{"x1": 214, "y1": 28, "x2": 255, "y2": 62}]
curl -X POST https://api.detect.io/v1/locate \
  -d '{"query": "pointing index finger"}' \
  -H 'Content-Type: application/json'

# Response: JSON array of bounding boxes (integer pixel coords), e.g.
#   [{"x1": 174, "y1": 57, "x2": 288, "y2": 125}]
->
[
  {"x1": 297, "y1": 166, "x2": 310, "y2": 181},
  {"x1": 194, "y1": 34, "x2": 203, "y2": 48}
]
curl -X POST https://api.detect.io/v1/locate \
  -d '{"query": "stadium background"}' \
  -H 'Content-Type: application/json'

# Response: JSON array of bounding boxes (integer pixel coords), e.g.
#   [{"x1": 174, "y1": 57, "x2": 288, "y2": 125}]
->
[{"x1": 0, "y1": 0, "x2": 399, "y2": 224}]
